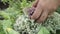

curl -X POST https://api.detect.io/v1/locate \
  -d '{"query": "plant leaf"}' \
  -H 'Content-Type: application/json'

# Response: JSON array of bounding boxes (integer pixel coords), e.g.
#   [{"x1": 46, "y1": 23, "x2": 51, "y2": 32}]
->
[{"x1": 38, "y1": 26, "x2": 50, "y2": 34}]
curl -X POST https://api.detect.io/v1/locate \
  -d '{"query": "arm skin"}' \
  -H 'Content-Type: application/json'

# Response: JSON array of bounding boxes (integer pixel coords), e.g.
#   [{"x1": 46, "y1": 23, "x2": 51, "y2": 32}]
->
[
  {"x1": 32, "y1": 0, "x2": 39, "y2": 7},
  {"x1": 31, "y1": 0, "x2": 60, "y2": 23}
]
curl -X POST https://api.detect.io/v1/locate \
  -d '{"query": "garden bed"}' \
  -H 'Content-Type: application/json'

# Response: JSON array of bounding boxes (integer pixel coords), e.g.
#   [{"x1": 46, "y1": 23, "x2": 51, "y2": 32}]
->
[{"x1": 0, "y1": 0, "x2": 60, "y2": 34}]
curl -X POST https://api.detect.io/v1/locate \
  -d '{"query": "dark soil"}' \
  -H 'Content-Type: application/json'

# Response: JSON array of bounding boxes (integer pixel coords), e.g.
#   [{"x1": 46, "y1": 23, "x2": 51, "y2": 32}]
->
[{"x1": 0, "y1": 0, "x2": 9, "y2": 10}]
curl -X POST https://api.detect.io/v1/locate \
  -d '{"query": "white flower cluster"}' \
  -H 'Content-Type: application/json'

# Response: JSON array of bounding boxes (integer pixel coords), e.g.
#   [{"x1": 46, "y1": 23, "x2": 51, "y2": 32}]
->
[
  {"x1": 14, "y1": 15, "x2": 41, "y2": 34},
  {"x1": 14, "y1": 12, "x2": 60, "y2": 34}
]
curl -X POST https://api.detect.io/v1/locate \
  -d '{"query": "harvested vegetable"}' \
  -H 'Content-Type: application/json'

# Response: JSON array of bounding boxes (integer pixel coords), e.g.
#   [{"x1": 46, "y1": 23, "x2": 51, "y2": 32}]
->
[
  {"x1": 0, "y1": 0, "x2": 60, "y2": 34},
  {"x1": 14, "y1": 12, "x2": 60, "y2": 34}
]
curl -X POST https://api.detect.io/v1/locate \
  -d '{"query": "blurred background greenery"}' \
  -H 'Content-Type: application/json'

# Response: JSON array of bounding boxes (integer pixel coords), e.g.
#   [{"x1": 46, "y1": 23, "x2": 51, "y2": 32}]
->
[{"x1": 0, "y1": 0, "x2": 60, "y2": 34}]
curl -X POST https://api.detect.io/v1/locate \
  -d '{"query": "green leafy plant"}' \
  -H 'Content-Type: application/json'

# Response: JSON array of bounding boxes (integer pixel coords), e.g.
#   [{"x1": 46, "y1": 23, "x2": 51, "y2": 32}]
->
[
  {"x1": 38, "y1": 26, "x2": 50, "y2": 34},
  {"x1": 0, "y1": 0, "x2": 60, "y2": 34},
  {"x1": 14, "y1": 12, "x2": 60, "y2": 34}
]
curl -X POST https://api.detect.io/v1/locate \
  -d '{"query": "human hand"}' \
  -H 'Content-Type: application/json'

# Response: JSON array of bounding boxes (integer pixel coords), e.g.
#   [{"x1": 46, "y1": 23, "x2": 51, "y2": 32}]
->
[{"x1": 31, "y1": 0, "x2": 59, "y2": 23}]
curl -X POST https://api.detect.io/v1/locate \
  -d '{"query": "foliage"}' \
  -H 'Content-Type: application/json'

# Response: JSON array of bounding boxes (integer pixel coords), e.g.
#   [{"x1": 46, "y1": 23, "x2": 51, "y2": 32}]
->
[
  {"x1": 0, "y1": 0, "x2": 32, "y2": 34},
  {"x1": 38, "y1": 26, "x2": 50, "y2": 34},
  {"x1": 6, "y1": 28, "x2": 20, "y2": 34},
  {"x1": 14, "y1": 12, "x2": 60, "y2": 34},
  {"x1": 0, "y1": 0, "x2": 60, "y2": 34},
  {"x1": 56, "y1": 6, "x2": 60, "y2": 14}
]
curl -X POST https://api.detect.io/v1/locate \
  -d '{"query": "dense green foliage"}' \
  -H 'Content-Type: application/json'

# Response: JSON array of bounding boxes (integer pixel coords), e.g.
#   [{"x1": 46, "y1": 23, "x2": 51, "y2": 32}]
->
[
  {"x1": 0, "y1": 0, "x2": 32, "y2": 34},
  {"x1": 14, "y1": 12, "x2": 60, "y2": 34},
  {"x1": 0, "y1": 0, "x2": 60, "y2": 34}
]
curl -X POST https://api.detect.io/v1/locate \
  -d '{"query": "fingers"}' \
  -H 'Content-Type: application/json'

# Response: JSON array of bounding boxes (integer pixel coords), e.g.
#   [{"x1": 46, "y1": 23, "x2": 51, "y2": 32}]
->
[
  {"x1": 32, "y1": 0, "x2": 39, "y2": 8},
  {"x1": 31, "y1": 2, "x2": 43, "y2": 20},
  {"x1": 36, "y1": 9, "x2": 49, "y2": 23}
]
